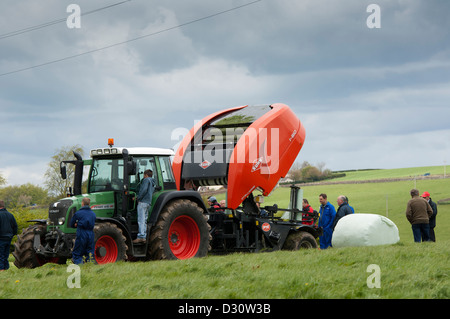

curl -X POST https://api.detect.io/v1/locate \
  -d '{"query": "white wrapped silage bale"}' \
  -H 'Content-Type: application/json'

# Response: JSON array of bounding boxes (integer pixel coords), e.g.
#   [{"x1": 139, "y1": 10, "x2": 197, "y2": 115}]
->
[{"x1": 331, "y1": 213, "x2": 400, "y2": 248}]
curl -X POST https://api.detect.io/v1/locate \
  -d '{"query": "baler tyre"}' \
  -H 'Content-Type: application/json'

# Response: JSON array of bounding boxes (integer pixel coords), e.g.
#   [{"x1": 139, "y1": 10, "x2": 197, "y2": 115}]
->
[
  {"x1": 13, "y1": 224, "x2": 66, "y2": 268},
  {"x1": 94, "y1": 222, "x2": 128, "y2": 264},
  {"x1": 283, "y1": 231, "x2": 317, "y2": 250},
  {"x1": 148, "y1": 199, "x2": 211, "y2": 260}
]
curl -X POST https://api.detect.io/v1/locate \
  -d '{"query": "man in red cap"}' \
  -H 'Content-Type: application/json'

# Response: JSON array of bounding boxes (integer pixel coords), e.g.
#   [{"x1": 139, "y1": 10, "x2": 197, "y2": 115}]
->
[{"x1": 421, "y1": 191, "x2": 438, "y2": 242}]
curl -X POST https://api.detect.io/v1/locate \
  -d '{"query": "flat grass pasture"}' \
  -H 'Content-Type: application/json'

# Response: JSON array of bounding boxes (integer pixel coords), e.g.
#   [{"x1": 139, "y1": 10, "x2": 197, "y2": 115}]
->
[
  {"x1": 332, "y1": 165, "x2": 447, "y2": 181},
  {"x1": 1, "y1": 166, "x2": 449, "y2": 299},
  {"x1": 2, "y1": 242, "x2": 448, "y2": 299}
]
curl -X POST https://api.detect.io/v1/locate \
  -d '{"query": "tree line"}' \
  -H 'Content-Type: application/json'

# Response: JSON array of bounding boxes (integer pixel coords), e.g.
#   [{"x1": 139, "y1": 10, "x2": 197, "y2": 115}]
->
[
  {"x1": 287, "y1": 161, "x2": 345, "y2": 183},
  {"x1": 0, "y1": 145, "x2": 84, "y2": 208}
]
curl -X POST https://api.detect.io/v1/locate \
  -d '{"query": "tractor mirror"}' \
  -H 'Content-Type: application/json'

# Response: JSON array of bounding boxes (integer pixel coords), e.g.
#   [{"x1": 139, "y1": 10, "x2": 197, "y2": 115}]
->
[
  {"x1": 60, "y1": 164, "x2": 67, "y2": 180},
  {"x1": 127, "y1": 160, "x2": 137, "y2": 175}
]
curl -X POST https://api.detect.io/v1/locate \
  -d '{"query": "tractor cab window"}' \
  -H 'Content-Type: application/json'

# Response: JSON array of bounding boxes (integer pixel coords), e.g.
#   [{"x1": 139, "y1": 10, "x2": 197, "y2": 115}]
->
[
  {"x1": 158, "y1": 156, "x2": 176, "y2": 189},
  {"x1": 130, "y1": 157, "x2": 158, "y2": 192},
  {"x1": 89, "y1": 158, "x2": 124, "y2": 193}
]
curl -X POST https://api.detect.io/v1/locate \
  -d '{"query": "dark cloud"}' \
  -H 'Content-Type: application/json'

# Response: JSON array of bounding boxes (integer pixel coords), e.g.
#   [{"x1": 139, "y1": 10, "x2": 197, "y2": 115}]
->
[{"x1": 0, "y1": 0, "x2": 449, "y2": 185}]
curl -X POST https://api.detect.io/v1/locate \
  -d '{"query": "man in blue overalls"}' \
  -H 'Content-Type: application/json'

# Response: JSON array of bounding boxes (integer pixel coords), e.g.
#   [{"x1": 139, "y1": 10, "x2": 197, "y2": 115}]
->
[
  {"x1": 70, "y1": 197, "x2": 96, "y2": 264},
  {"x1": 318, "y1": 193, "x2": 336, "y2": 249}
]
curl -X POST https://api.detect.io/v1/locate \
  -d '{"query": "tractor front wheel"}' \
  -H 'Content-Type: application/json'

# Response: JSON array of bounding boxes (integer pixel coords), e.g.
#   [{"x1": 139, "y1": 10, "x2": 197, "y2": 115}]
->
[
  {"x1": 94, "y1": 222, "x2": 128, "y2": 264},
  {"x1": 13, "y1": 224, "x2": 66, "y2": 268}
]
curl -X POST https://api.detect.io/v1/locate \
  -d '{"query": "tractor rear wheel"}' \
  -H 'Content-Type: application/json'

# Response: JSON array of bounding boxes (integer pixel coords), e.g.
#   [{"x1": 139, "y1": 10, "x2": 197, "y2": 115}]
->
[
  {"x1": 94, "y1": 222, "x2": 128, "y2": 264},
  {"x1": 148, "y1": 199, "x2": 211, "y2": 260},
  {"x1": 13, "y1": 224, "x2": 66, "y2": 268},
  {"x1": 283, "y1": 231, "x2": 318, "y2": 250}
]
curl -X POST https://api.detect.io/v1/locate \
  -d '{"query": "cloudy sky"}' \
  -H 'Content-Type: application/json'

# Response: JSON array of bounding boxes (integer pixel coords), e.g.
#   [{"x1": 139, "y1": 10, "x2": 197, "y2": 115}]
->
[{"x1": 1, "y1": 0, "x2": 449, "y2": 187}]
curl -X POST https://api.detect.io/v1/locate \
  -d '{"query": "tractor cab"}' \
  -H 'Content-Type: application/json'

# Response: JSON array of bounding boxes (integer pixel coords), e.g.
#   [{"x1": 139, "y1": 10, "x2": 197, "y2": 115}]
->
[{"x1": 86, "y1": 145, "x2": 175, "y2": 230}]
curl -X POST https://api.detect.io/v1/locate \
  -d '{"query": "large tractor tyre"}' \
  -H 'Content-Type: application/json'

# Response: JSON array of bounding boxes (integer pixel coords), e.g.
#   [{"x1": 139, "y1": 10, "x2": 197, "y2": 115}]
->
[
  {"x1": 94, "y1": 222, "x2": 128, "y2": 264},
  {"x1": 148, "y1": 199, "x2": 211, "y2": 260},
  {"x1": 283, "y1": 231, "x2": 318, "y2": 250},
  {"x1": 13, "y1": 224, "x2": 66, "y2": 269}
]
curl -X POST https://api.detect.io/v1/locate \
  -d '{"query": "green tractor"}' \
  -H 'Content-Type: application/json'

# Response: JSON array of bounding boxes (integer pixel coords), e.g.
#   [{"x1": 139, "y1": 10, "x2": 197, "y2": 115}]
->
[{"x1": 13, "y1": 143, "x2": 211, "y2": 268}]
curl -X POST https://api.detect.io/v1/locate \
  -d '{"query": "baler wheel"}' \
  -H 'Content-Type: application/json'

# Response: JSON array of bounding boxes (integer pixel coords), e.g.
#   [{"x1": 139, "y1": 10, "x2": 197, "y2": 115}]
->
[{"x1": 283, "y1": 231, "x2": 318, "y2": 250}]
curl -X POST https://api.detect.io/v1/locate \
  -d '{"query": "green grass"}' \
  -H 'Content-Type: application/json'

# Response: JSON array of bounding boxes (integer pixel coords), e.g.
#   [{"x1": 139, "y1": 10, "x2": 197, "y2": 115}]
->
[
  {"x1": 2, "y1": 167, "x2": 449, "y2": 299},
  {"x1": 2, "y1": 242, "x2": 448, "y2": 299}
]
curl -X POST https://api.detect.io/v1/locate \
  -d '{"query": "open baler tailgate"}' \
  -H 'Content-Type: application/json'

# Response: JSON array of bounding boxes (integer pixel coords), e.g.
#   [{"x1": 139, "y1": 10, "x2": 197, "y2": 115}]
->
[{"x1": 172, "y1": 103, "x2": 305, "y2": 209}]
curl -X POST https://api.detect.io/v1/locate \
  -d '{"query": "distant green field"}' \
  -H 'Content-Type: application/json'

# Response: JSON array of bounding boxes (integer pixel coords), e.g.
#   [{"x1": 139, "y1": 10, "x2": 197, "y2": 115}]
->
[{"x1": 332, "y1": 165, "x2": 447, "y2": 181}]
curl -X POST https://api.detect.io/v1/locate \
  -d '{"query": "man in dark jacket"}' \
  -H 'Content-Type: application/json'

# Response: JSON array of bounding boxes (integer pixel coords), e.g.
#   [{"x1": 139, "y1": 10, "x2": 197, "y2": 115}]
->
[
  {"x1": 70, "y1": 197, "x2": 96, "y2": 264},
  {"x1": 332, "y1": 195, "x2": 354, "y2": 230},
  {"x1": 207, "y1": 196, "x2": 223, "y2": 213},
  {"x1": 0, "y1": 200, "x2": 18, "y2": 270},
  {"x1": 421, "y1": 191, "x2": 438, "y2": 242},
  {"x1": 405, "y1": 189, "x2": 433, "y2": 242},
  {"x1": 302, "y1": 199, "x2": 314, "y2": 225}
]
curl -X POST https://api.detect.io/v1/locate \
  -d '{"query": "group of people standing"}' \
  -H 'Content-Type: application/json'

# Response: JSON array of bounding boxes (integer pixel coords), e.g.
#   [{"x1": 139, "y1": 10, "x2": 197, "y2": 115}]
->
[
  {"x1": 302, "y1": 193, "x2": 355, "y2": 249},
  {"x1": 405, "y1": 189, "x2": 438, "y2": 243},
  {"x1": 304, "y1": 189, "x2": 438, "y2": 249}
]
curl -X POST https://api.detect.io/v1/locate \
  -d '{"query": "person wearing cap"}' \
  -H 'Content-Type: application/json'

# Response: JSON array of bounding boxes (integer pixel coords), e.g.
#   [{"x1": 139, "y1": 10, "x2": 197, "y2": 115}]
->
[
  {"x1": 207, "y1": 196, "x2": 222, "y2": 213},
  {"x1": 302, "y1": 199, "x2": 314, "y2": 225},
  {"x1": 421, "y1": 191, "x2": 438, "y2": 242},
  {"x1": 405, "y1": 189, "x2": 433, "y2": 242}
]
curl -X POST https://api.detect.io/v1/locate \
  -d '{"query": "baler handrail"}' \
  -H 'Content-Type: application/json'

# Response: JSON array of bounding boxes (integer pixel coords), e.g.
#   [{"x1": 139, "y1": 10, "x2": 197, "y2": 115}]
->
[{"x1": 208, "y1": 122, "x2": 252, "y2": 129}]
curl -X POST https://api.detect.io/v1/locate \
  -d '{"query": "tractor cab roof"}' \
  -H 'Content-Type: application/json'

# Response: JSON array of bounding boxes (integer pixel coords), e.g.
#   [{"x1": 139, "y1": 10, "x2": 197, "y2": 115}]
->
[{"x1": 90, "y1": 147, "x2": 174, "y2": 157}]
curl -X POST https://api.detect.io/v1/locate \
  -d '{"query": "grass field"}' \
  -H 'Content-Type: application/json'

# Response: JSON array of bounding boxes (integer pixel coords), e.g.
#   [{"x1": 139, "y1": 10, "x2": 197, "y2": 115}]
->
[
  {"x1": 1, "y1": 242, "x2": 448, "y2": 299},
  {"x1": 1, "y1": 166, "x2": 449, "y2": 299},
  {"x1": 332, "y1": 165, "x2": 447, "y2": 181}
]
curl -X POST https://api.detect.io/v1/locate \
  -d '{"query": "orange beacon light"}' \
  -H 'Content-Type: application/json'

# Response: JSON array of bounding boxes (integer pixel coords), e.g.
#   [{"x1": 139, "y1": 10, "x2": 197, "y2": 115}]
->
[{"x1": 108, "y1": 138, "x2": 114, "y2": 147}]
